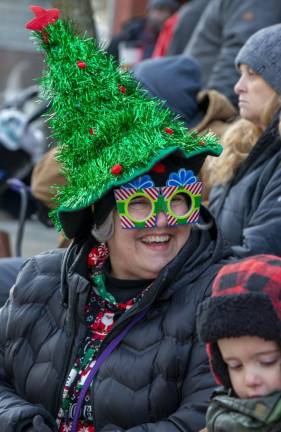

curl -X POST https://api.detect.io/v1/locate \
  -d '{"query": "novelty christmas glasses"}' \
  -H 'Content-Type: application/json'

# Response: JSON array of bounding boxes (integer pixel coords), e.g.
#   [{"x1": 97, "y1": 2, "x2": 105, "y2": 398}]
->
[{"x1": 114, "y1": 169, "x2": 203, "y2": 229}]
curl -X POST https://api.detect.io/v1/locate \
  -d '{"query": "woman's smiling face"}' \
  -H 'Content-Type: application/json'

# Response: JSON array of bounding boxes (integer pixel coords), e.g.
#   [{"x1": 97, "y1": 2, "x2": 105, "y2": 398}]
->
[{"x1": 107, "y1": 208, "x2": 191, "y2": 280}]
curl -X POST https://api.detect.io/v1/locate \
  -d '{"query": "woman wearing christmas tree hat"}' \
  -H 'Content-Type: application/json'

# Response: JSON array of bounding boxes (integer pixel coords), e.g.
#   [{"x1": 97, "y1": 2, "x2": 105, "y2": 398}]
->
[{"x1": 0, "y1": 6, "x2": 230, "y2": 432}]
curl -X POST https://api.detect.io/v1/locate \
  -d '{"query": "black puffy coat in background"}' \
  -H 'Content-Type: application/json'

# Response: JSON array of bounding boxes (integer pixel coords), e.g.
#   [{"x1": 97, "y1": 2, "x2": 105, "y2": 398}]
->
[
  {"x1": 209, "y1": 111, "x2": 281, "y2": 258},
  {"x1": 184, "y1": 0, "x2": 281, "y2": 105},
  {"x1": 0, "y1": 208, "x2": 229, "y2": 432}
]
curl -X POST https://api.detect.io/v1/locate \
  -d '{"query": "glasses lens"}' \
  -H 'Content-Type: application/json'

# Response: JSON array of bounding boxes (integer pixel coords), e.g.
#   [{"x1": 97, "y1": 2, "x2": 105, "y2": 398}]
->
[
  {"x1": 127, "y1": 195, "x2": 153, "y2": 221},
  {"x1": 169, "y1": 192, "x2": 192, "y2": 217}
]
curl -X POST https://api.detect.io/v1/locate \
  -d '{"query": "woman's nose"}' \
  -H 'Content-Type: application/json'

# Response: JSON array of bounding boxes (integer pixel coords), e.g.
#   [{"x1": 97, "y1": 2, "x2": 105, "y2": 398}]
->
[
  {"x1": 234, "y1": 76, "x2": 245, "y2": 95},
  {"x1": 156, "y1": 211, "x2": 168, "y2": 227}
]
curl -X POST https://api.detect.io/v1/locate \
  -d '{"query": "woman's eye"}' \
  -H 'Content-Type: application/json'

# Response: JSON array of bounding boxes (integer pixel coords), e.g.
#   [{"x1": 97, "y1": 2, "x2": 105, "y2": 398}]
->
[
  {"x1": 129, "y1": 198, "x2": 145, "y2": 205},
  {"x1": 128, "y1": 198, "x2": 150, "y2": 208},
  {"x1": 247, "y1": 68, "x2": 257, "y2": 78},
  {"x1": 128, "y1": 197, "x2": 152, "y2": 219},
  {"x1": 171, "y1": 194, "x2": 185, "y2": 204}
]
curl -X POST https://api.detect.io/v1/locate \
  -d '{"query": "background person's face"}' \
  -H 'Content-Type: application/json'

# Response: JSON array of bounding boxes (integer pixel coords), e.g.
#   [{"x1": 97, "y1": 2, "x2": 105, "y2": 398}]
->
[
  {"x1": 218, "y1": 336, "x2": 281, "y2": 398},
  {"x1": 147, "y1": 7, "x2": 173, "y2": 32},
  {"x1": 107, "y1": 209, "x2": 191, "y2": 280},
  {"x1": 234, "y1": 64, "x2": 276, "y2": 128}
]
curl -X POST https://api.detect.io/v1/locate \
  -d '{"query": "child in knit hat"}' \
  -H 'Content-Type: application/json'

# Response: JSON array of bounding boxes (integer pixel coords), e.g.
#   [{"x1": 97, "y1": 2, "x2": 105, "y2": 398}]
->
[{"x1": 197, "y1": 254, "x2": 281, "y2": 431}]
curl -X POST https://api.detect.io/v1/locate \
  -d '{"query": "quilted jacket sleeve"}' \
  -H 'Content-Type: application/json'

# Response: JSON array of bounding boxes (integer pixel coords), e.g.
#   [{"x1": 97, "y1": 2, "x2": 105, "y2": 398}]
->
[
  {"x1": 100, "y1": 335, "x2": 214, "y2": 432},
  {"x1": 0, "y1": 262, "x2": 57, "y2": 432},
  {"x1": 231, "y1": 159, "x2": 281, "y2": 258}
]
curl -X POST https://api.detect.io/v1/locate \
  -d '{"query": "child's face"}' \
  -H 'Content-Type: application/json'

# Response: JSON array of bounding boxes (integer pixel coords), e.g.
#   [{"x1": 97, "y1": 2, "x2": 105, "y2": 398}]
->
[{"x1": 218, "y1": 336, "x2": 281, "y2": 398}]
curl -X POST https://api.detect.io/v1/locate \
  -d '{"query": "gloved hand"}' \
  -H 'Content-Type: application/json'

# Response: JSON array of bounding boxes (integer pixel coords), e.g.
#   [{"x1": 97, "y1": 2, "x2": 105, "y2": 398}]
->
[
  {"x1": 33, "y1": 415, "x2": 54, "y2": 431},
  {"x1": 23, "y1": 415, "x2": 54, "y2": 432}
]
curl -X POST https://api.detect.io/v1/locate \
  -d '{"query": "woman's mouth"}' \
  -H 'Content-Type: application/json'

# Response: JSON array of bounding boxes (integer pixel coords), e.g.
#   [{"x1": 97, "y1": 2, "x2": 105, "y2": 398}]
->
[{"x1": 141, "y1": 234, "x2": 171, "y2": 244}]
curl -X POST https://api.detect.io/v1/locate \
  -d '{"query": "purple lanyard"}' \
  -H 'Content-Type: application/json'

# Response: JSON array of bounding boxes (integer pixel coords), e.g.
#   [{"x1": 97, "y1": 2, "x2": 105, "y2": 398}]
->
[{"x1": 70, "y1": 309, "x2": 147, "y2": 432}]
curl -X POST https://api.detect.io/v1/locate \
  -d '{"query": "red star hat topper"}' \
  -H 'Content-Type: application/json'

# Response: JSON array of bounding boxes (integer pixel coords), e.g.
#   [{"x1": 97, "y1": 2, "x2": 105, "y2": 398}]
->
[{"x1": 25, "y1": 5, "x2": 60, "y2": 32}]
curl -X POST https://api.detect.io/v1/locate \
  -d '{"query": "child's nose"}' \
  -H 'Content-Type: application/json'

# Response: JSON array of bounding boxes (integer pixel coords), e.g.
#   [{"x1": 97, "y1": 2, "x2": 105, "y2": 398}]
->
[{"x1": 244, "y1": 368, "x2": 261, "y2": 387}]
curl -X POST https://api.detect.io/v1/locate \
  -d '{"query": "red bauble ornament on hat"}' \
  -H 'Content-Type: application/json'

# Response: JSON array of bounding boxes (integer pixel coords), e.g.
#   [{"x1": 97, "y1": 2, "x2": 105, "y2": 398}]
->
[{"x1": 111, "y1": 164, "x2": 123, "y2": 175}]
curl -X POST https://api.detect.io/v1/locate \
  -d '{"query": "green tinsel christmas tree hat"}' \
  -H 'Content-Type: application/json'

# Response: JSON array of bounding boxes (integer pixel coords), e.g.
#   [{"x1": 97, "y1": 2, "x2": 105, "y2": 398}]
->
[{"x1": 26, "y1": 5, "x2": 222, "y2": 238}]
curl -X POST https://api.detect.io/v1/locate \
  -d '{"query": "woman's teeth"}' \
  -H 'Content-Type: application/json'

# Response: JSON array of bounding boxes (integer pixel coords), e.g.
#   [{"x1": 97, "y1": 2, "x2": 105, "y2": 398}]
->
[{"x1": 142, "y1": 235, "x2": 170, "y2": 244}]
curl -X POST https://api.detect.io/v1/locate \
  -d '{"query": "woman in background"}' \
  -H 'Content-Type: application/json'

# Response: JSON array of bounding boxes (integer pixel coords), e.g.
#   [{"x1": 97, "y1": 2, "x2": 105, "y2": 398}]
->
[{"x1": 206, "y1": 24, "x2": 281, "y2": 258}]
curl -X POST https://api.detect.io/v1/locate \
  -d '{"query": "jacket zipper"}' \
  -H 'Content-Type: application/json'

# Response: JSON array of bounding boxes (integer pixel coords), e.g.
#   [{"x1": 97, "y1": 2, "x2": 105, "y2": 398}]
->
[{"x1": 53, "y1": 289, "x2": 86, "y2": 419}]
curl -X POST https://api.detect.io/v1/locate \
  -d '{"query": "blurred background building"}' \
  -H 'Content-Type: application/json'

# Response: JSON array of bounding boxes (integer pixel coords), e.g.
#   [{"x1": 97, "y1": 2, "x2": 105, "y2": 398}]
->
[
  {"x1": 0, "y1": 0, "x2": 149, "y2": 257},
  {"x1": 0, "y1": 0, "x2": 148, "y2": 103}
]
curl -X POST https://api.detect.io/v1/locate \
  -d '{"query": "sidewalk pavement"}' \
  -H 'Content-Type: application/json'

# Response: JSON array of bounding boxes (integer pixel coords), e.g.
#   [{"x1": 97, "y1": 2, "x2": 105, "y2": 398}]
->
[{"x1": 0, "y1": 211, "x2": 59, "y2": 258}]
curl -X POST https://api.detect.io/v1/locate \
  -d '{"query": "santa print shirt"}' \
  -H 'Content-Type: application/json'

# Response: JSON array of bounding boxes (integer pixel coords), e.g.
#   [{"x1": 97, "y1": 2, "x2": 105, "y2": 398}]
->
[{"x1": 56, "y1": 260, "x2": 152, "y2": 432}]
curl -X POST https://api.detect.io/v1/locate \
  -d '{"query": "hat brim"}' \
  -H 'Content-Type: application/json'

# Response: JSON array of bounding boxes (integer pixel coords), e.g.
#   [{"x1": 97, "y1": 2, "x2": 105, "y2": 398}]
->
[
  {"x1": 56, "y1": 147, "x2": 215, "y2": 238},
  {"x1": 197, "y1": 293, "x2": 281, "y2": 344}
]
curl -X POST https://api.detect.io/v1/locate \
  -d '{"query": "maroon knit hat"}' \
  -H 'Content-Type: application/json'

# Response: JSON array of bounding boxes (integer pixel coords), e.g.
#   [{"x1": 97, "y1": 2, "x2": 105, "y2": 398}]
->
[{"x1": 196, "y1": 254, "x2": 281, "y2": 390}]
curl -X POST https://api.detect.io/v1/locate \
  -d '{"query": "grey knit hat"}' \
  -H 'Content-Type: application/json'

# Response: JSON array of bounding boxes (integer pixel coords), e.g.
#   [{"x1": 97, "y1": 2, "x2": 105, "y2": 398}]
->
[
  {"x1": 149, "y1": 0, "x2": 180, "y2": 12},
  {"x1": 235, "y1": 24, "x2": 281, "y2": 95}
]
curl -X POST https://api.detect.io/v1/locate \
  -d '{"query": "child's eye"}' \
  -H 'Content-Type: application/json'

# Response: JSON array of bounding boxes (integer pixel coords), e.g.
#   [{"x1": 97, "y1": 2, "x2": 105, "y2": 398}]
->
[
  {"x1": 227, "y1": 363, "x2": 242, "y2": 371},
  {"x1": 259, "y1": 353, "x2": 281, "y2": 367},
  {"x1": 260, "y1": 358, "x2": 279, "y2": 367},
  {"x1": 261, "y1": 361, "x2": 275, "y2": 367}
]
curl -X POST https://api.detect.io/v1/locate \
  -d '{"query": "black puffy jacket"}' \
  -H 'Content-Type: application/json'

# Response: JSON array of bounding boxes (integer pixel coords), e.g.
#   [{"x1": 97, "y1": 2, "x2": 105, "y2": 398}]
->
[
  {"x1": 209, "y1": 112, "x2": 281, "y2": 258},
  {"x1": 0, "y1": 209, "x2": 229, "y2": 432}
]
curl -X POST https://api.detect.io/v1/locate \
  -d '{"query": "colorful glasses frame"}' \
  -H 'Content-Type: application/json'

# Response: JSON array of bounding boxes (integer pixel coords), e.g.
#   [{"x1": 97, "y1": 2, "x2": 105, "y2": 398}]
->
[{"x1": 114, "y1": 180, "x2": 203, "y2": 229}]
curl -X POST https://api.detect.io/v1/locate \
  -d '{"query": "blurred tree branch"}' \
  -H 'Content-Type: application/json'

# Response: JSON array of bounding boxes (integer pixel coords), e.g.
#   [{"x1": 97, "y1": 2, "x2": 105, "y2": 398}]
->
[{"x1": 52, "y1": 0, "x2": 96, "y2": 37}]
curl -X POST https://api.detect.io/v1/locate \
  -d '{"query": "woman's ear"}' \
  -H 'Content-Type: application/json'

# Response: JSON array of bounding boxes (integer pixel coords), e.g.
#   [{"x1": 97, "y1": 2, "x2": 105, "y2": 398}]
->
[{"x1": 91, "y1": 211, "x2": 115, "y2": 243}]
